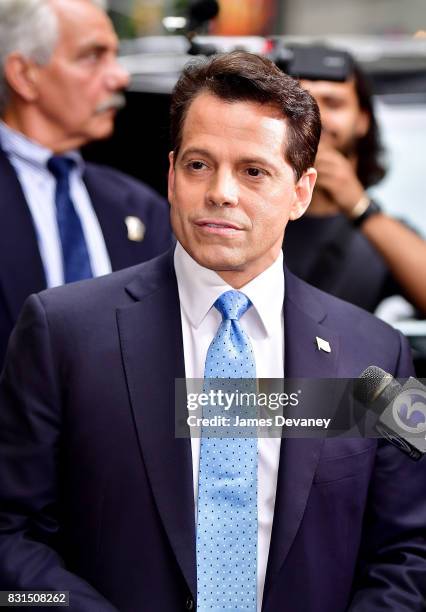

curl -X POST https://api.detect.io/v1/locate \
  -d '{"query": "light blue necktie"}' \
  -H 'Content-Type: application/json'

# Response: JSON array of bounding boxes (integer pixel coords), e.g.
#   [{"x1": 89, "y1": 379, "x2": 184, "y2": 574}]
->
[
  {"x1": 197, "y1": 290, "x2": 257, "y2": 611},
  {"x1": 48, "y1": 156, "x2": 93, "y2": 283}
]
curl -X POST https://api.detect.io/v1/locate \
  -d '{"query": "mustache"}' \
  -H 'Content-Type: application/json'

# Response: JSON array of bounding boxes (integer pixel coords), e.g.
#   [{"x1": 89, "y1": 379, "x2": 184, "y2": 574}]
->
[
  {"x1": 319, "y1": 127, "x2": 357, "y2": 158},
  {"x1": 95, "y1": 92, "x2": 126, "y2": 114}
]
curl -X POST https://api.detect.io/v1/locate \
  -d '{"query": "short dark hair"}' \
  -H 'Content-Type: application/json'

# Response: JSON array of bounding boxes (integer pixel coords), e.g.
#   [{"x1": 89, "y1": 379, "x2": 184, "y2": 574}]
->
[
  {"x1": 352, "y1": 64, "x2": 386, "y2": 188},
  {"x1": 170, "y1": 51, "x2": 321, "y2": 180}
]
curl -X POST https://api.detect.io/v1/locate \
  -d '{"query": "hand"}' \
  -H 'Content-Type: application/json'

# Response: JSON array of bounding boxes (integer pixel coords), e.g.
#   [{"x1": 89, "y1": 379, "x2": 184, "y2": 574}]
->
[{"x1": 315, "y1": 145, "x2": 365, "y2": 215}]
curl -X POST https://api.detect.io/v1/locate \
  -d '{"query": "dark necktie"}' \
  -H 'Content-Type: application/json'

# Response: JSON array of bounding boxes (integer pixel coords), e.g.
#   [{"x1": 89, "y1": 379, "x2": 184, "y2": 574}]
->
[{"x1": 47, "y1": 156, "x2": 93, "y2": 283}]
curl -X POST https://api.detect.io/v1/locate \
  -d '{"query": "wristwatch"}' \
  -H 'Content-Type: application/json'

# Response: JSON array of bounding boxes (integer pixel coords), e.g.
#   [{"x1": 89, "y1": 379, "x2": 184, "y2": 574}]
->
[{"x1": 350, "y1": 195, "x2": 382, "y2": 227}]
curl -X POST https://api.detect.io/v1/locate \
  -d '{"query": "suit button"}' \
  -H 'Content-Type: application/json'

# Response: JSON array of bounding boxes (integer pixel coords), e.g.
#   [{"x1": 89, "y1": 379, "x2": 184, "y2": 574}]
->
[{"x1": 185, "y1": 596, "x2": 194, "y2": 610}]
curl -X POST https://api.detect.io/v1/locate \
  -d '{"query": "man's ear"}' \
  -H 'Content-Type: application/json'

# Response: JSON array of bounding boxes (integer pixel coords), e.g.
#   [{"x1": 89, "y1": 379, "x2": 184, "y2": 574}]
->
[
  {"x1": 167, "y1": 151, "x2": 175, "y2": 203},
  {"x1": 3, "y1": 53, "x2": 40, "y2": 103},
  {"x1": 289, "y1": 167, "x2": 317, "y2": 221}
]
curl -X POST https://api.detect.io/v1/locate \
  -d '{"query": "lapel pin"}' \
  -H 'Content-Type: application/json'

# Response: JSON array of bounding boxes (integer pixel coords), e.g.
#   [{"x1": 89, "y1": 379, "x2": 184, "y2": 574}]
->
[
  {"x1": 125, "y1": 216, "x2": 145, "y2": 242},
  {"x1": 316, "y1": 336, "x2": 331, "y2": 353}
]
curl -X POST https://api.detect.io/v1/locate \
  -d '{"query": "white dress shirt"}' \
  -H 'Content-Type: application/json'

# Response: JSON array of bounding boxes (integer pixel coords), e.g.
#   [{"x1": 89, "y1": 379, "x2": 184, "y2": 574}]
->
[
  {"x1": 0, "y1": 121, "x2": 111, "y2": 287},
  {"x1": 174, "y1": 241, "x2": 284, "y2": 611}
]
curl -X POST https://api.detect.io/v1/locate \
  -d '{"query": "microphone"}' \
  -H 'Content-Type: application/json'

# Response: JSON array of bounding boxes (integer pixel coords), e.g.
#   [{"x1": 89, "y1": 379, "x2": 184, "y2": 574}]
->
[
  {"x1": 185, "y1": 0, "x2": 220, "y2": 56},
  {"x1": 187, "y1": 0, "x2": 220, "y2": 33},
  {"x1": 353, "y1": 366, "x2": 426, "y2": 461}
]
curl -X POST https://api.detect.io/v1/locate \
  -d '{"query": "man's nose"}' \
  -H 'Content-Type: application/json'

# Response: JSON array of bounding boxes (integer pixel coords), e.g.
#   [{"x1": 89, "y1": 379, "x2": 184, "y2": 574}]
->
[
  {"x1": 105, "y1": 58, "x2": 130, "y2": 90},
  {"x1": 206, "y1": 170, "x2": 239, "y2": 208}
]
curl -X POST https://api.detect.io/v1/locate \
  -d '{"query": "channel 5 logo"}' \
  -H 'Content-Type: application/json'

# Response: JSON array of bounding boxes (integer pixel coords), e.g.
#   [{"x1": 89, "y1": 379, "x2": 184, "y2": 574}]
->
[{"x1": 392, "y1": 388, "x2": 426, "y2": 434}]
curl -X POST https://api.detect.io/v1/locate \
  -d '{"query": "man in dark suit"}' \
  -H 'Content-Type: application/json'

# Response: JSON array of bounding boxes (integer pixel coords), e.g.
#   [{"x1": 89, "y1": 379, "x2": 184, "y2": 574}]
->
[
  {"x1": 0, "y1": 0, "x2": 172, "y2": 366},
  {"x1": 0, "y1": 52, "x2": 425, "y2": 611}
]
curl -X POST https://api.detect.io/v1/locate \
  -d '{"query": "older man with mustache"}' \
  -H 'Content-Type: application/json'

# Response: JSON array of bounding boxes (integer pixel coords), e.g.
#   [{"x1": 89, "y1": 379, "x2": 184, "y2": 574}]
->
[{"x1": 0, "y1": 0, "x2": 172, "y2": 368}]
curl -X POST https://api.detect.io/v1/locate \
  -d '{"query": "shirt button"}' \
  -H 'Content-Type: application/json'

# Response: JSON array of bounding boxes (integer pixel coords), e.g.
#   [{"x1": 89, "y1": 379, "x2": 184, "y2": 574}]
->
[{"x1": 185, "y1": 595, "x2": 194, "y2": 610}]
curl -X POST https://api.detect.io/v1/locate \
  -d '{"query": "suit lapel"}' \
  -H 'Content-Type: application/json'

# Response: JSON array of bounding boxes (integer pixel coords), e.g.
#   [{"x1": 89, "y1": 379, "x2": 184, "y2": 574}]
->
[
  {"x1": 0, "y1": 147, "x2": 46, "y2": 320},
  {"x1": 263, "y1": 269, "x2": 340, "y2": 607},
  {"x1": 116, "y1": 251, "x2": 196, "y2": 599}
]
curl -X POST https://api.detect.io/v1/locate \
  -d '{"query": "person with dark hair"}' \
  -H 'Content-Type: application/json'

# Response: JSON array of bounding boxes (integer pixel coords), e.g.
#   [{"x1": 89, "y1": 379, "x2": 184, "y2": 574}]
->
[
  {"x1": 284, "y1": 46, "x2": 426, "y2": 315},
  {"x1": 0, "y1": 51, "x2": 425, "y2": 612}
]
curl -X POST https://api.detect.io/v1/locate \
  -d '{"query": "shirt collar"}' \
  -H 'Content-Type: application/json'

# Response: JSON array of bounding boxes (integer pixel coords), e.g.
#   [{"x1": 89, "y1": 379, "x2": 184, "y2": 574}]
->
[
  {"x1": 174, "y1": 241, "x2": 284, "y2": 337},
  {"x1": 241, "y1": 250, "x2": 285, "y2": 337},
  {"x1": 0, "y1": 120, "x2": 84, "y2": 174}
]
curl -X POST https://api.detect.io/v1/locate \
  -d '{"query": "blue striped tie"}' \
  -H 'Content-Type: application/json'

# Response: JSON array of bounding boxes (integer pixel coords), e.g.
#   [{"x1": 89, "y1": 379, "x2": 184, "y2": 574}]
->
[
  {"x1": 197, "y1": 290, "x2": 257, "y2": 611},
  {"x1": 48, "y1": 156, "x2": 93, "y2": 283}
]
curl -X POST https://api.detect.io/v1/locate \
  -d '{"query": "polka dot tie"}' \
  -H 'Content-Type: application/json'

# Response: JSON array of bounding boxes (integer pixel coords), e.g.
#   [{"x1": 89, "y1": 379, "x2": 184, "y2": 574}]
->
[{"x1": 197, "y1": 290, "x2": 258, "y2": 611}]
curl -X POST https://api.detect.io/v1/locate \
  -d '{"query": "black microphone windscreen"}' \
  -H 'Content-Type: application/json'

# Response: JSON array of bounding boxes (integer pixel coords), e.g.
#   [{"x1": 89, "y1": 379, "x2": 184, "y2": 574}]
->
[
  {"x1": 353, "y1": 366, "x2": 393, "y2": 405},
  {"x1": 189, "y1": 0, "x2": 219, "y2": 24}
]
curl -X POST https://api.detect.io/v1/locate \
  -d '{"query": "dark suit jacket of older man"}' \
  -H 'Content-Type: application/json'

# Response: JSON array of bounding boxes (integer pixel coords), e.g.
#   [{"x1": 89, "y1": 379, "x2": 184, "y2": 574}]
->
[
  {"x1": 0, "y1": 250, "x2": 425, "y2": 612},
  {"x1": 0, "y1": 146, "x2": 172, "y2": 368}
]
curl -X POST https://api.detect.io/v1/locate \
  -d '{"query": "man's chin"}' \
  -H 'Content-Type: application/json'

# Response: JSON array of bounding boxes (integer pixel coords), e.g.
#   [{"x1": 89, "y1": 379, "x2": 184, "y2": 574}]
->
[
  {"x1": 199, "y1": 257, "x2": 246, "y2": 274},
  {"x1": 185, "y1": 246, "x2": 246, "y2": 274},
  {"x1": 88, "y1": 117, "x2": 115, "y2": 141}
]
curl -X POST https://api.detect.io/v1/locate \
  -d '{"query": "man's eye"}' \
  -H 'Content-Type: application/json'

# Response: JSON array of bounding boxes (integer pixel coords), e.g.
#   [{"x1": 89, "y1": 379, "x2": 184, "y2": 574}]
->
[
  {"x1": 246, "y1": 167, "x2": 264, "y2": 177},
  {"x1": 79, "y1": 50, "x2": 103, "y2": 63},
  {"x1": 188, "y1": 161, "x2": 206, "y2": 170},
  {"x1": 325, "y1": 99, "x2": 344, "y2": 110}
]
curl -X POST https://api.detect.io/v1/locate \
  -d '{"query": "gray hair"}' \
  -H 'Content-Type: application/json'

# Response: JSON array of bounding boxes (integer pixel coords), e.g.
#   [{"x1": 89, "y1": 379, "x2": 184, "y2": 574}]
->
[{"x1": 0, "y1": 0, "x2": 108, "y2": 114}]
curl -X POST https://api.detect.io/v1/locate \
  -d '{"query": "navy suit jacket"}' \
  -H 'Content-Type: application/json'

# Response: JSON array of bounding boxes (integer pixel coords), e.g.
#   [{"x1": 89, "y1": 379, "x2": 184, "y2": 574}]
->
[
  {"x1": 0, "y1": 146, "x2": 172, "y2": 367},
  {"x1": 0, "y1": 250, "x2": 425, "y2": 611}
]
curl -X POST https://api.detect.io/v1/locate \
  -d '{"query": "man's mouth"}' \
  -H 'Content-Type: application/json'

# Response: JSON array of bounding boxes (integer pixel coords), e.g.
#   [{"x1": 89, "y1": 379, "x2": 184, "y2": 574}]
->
[
  {"x1": 194, "y1": 219, "x2": 244, "y2": 235},
  {"x1": 205, "y1": 223, "x2": 237, "y2": 229}
]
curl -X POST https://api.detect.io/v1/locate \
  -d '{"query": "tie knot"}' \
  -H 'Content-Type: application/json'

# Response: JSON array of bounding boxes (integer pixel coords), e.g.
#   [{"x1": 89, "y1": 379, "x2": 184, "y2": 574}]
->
[
  {"x1": 214, "y1": 290, "x2": 252, "y2": 321},
  {"x1": 47, "y1": 155, "x2": 74, "y2": 181}
]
